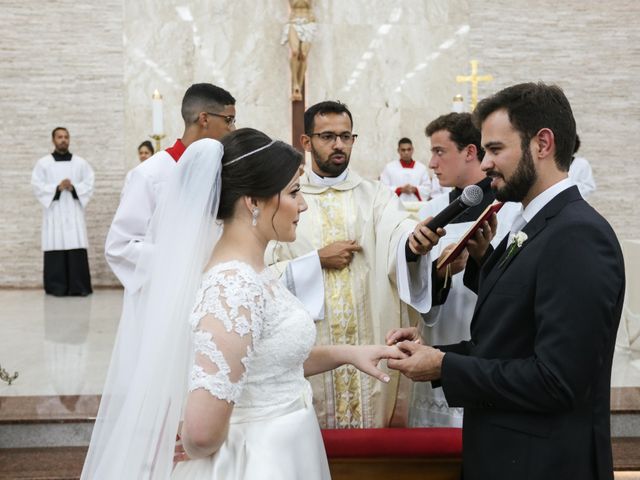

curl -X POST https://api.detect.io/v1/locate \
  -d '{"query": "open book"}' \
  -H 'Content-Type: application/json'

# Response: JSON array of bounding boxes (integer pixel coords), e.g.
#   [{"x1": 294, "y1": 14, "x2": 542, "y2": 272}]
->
[{"x1": 436, "y1": 202, "x2": 504, "y2": 270}]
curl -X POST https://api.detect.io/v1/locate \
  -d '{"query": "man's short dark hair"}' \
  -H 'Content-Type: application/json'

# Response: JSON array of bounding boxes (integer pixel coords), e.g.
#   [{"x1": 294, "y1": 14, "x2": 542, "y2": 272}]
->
[
  {"x1": 304, "y1": 101, "x2": 353, "y2": 135},
  {"x1": 473, "y1": 82, "x2": 576, "y2": 171},
  {"x1": 425, "y1": 113, "x2": 484, "y2": 161},
  {"x1": 398, "y1": 137, "x2": 412, "y2": 147},
  {"x1": 51, "y1": 127, "x2": 69, "y2": 138},
  {"x1": 181, "y1": 83, "x2": 236, "y2": 124}
]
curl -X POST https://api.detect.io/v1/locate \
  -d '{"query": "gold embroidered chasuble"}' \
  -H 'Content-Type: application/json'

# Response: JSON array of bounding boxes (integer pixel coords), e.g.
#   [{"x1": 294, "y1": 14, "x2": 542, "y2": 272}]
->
[{"x1": 267, "y1": 170, "x2": 419, "y2": 428}]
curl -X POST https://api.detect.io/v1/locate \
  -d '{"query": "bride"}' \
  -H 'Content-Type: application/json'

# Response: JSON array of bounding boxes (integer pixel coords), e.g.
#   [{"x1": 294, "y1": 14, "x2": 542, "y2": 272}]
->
[{"x1": 82, "y1": 128, "x2": 404, "y2": 479}]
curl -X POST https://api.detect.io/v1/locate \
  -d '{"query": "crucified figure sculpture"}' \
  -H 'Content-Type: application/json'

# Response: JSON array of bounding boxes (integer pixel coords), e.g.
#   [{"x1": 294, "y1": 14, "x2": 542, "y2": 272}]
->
[{"x1": 281, "y1": 0, "x2": 316, "y2": 101}]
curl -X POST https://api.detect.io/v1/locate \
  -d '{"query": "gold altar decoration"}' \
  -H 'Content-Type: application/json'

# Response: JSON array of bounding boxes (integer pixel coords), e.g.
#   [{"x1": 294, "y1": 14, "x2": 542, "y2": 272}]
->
[{"x1": 456, "y1": 60, "x2": 493, "y2": 110}]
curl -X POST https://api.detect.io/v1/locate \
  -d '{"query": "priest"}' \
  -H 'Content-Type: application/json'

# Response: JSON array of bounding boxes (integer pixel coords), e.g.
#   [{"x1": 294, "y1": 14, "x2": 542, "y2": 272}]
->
[
  {"x1": 31, "y1": 127, "x2": 94, "y2": 296},
  {"x1": 379, "y1": 137, "x2": 431, "y2": 202},
  {"x1": 266, "y1": 101, "x2": 442, "y2": 429}
]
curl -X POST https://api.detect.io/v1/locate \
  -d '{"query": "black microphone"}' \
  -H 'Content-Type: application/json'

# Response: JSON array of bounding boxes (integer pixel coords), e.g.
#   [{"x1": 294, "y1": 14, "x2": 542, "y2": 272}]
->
[{"x1": 425, "y1": 183, "x2": 484, "y2": 233}]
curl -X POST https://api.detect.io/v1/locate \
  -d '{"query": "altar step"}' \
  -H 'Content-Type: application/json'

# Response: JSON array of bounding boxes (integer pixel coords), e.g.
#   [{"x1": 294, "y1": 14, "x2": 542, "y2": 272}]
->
[
  {"x1": 0, "y1": 447, "x2": 86, "y2": 480},
  {"x1": 0, "y1": 395, "x2": 98, "y2": 450},
  {"x1": 1, "y1": 441, "x2": 639, "y2": 480},
  {"x1": 0, "y1": 389, "x2": 639, "y2": 479},
  {"x1": 2, "y1": 389, "x2": 639, "y2": 449}
]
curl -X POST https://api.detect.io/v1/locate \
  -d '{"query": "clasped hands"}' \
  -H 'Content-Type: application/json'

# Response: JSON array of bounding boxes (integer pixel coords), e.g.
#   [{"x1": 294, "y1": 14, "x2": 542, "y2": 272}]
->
[
  {"x1": 399, "y1": 183, "x2": 418, "y2": 195},
  {"x1": 384, "y1": 327, "x2": 445, "y2": 382},
  {"x1": 58, "y1": 178, "x2": 73, "y2": 191}
]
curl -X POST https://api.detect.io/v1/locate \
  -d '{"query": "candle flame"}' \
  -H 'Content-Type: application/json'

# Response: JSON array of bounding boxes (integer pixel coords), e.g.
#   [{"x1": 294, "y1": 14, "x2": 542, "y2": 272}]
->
[{"x1": 152, "y1": 89, "x2": 162, "y2": 100}]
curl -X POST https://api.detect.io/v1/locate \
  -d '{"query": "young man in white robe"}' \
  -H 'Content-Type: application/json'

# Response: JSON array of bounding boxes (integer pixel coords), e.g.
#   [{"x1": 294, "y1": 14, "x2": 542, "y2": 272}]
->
[
  {"x1": 393, "y1": 112, "x2": 521, "y2": 427},
  {"x1": 103, "y1": 84, "x2": 235, "y2": 394},
  {"x1": 31, "y1": 127, "x2": 94, "y2": 296},
  {"x1": 266, "y1": 101, "x2": 444, "y2": 429},
  {"x1": 380, "y1": 137, "x2": 431, "y2": 203},
  {"x1": 568, "y1": 134, "x2": 596, "y2": 199},
  {"x1": 105, "y1": 84, "x2": 236, "y2": 294}
]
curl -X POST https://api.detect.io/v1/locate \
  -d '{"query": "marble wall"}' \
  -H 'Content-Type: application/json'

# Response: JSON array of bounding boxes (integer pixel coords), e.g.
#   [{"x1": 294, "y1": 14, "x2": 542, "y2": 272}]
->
[
  {"x1": 1, "y1": 0, "x2": 639, "y2": 287},
  {"x1": 0, "y1": 1, "x2": 124, "y2": 287},
  {"x1": 123, "y1": 0, "x2": 292, "y2": 169},
  {"x1": 307, "y1": 0, "x2": 471, "y2": 178},
  {"x1": 467, "y1": 0, "x2": 640, "y2": 247}
]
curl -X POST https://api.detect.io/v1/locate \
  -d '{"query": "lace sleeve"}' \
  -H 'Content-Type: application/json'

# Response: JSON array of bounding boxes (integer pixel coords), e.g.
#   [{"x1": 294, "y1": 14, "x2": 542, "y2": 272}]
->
[{"x1": 189, "y1": 268, "x2": 265, "y2": 403}]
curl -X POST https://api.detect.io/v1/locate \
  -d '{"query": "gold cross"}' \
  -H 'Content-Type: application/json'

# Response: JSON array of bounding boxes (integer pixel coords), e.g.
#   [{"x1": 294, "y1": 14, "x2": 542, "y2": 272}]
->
[{"x1": 456, "y1": 60, "x2": 493, "y2": 110}]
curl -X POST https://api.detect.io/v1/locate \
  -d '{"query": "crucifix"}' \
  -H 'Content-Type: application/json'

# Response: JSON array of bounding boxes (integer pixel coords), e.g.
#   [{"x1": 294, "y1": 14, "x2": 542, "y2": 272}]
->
[
  {"x1": 456, "y1": 60, "x2": 493, "y2": 110},
  {"x1": 292, "y1": 89, "x2": 305, "y2": 153},
  {"x1": 282, "y1": 0, "x2": 316, "y2": 151}
]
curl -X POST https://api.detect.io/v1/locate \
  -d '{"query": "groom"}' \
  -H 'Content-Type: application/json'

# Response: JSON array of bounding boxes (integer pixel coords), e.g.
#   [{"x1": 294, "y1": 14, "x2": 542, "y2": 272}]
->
[{"x1": 388, "y1": 82, "x2": 624, "y2": 480}]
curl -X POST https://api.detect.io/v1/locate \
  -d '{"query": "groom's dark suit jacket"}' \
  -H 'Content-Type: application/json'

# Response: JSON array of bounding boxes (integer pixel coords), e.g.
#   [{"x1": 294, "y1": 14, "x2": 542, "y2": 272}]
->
[{"x1": 439, "y1": 186, "x2": 625, "y2": 480}]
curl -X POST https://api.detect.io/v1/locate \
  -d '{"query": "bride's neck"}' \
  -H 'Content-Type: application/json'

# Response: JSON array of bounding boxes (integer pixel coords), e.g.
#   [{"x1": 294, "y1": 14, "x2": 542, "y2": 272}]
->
[{"x1": 208, "y1": 220, "x2": 267, "y2": 271}]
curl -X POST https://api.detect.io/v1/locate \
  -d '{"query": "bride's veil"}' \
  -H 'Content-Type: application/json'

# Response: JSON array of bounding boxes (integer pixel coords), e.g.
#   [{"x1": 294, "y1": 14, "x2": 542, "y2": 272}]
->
[{"x1": 82, "y1": 138, "x2": 224, "y2": 479}]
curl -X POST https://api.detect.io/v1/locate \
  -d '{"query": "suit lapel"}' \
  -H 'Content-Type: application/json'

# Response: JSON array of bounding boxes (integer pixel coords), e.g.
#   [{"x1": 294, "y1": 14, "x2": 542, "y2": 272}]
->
[
  {"x1": 473, "y1": 186, "x2": 582, "y2": 314},
  {"x1": 481, "y1": 235, "x2": 509, "y2": 281},
  {"x1": 495, "y1": 213, "x2": 546, "y2": 271}
]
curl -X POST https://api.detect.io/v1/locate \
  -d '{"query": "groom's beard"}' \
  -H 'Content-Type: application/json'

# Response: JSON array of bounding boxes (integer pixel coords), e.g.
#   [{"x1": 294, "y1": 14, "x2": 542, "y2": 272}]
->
[{"x1": 492, "y1": 147, "x2": 537, "y2": 203}]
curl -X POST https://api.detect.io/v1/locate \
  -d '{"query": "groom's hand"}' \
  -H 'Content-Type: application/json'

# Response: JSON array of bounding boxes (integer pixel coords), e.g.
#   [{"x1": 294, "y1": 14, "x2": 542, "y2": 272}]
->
[
  {"x1": 467, "y1": 212, "x2": 498, "y2": 263},
  {"x1": 436, "y1": 243, "x2": 469, "y2": 279},
  {"x1": 387, "y1": 341, "x2": 444, "y2": 382},
  {"x1": 385, "y1": 326, "x2": 421, "y2": 345}
]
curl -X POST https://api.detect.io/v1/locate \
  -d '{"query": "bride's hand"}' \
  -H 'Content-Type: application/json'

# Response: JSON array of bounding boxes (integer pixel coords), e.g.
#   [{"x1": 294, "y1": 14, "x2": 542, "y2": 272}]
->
[
  {"x1": 350, "y1": 345, "x2": 408, "y2": 383},
  {"x1": 173, "y1": 433, "x2": 190, "y2": 466}
]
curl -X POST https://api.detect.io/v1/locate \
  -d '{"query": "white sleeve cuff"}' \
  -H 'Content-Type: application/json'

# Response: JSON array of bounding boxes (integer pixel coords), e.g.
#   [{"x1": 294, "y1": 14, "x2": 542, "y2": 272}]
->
[
  {"x1": 396, "y1": 230, "x2": 432, "y2": 314},
  {"x1": 284, "y1": 250, "x2": 325, "y2": 320}
]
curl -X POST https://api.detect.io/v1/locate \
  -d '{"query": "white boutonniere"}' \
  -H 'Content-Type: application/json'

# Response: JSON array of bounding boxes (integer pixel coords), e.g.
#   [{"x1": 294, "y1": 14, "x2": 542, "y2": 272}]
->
[{"x1": 499, "y1": 231, "x2": 528, "y2": 268}]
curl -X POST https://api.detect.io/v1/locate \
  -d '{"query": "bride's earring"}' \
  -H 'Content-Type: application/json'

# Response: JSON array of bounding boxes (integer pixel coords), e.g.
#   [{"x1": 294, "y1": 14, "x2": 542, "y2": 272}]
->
[{"x1": 251, "y1": 208, "x2": 260, "y2": 227}]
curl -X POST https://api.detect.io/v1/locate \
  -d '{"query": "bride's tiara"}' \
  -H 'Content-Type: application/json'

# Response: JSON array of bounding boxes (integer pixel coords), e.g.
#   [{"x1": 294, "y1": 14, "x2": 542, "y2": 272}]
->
[{"x1": 223, "y1": 140, "x2": 276, "y2": 166}]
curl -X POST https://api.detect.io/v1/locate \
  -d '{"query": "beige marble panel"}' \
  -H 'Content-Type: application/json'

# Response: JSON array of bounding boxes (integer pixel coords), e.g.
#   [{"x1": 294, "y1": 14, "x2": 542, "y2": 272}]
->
[
  {"x1": 306, "y1": 0, "x2": 471, "y2": 179},
  {"x1": 0, "y1": 1, "x2": 124, "y2": 287},
  {"x1": 467, "y1": 0, "x2": 640, "y2": 239},
  {"x1": 123, "y1": 0, "x2": 292, "y2": 169},
  {"x1": 1, "y1": 0, "x2": 639, "y2": 287}
]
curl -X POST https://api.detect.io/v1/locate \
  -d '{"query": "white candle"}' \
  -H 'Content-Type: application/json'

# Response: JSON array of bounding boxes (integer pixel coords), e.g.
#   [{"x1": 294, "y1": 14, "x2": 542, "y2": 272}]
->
[{"x1": 152, "y1": 89, "x2": 163, "y2": 135}]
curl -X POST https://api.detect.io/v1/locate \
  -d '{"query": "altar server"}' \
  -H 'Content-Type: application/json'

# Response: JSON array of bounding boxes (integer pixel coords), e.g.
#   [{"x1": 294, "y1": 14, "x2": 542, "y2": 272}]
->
[
  {"x1": 380, "y1": 137, "x2": 432, "y2": 202},
  {"x1": 31, "y1": 127, "x2": 94, "y2": 296}
]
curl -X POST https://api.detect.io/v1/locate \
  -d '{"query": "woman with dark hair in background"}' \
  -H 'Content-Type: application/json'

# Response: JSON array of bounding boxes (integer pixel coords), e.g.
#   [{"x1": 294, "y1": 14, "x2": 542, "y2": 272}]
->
[
  {"x1": 137, "y1": 140, "x2": 154, "y2": 162},
  {"x1": 82, "y1": 128, "x2": 403, "y2": 479}
]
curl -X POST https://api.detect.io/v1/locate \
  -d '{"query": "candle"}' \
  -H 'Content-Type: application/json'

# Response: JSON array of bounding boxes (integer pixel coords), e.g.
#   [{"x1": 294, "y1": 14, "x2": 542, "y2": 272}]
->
[
  {"x1": 452, "y1": 94, "x2": 465, "y2": 113},
  {"x1": 152, "y1": 89, "x2": 163, "y2": 135}
]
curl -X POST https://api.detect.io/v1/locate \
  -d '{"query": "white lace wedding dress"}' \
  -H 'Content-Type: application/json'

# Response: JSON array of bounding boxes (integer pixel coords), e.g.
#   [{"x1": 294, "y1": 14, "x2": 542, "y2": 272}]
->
[{"x1": 171, "y1": 260, "x2": 331, "y2": 480}]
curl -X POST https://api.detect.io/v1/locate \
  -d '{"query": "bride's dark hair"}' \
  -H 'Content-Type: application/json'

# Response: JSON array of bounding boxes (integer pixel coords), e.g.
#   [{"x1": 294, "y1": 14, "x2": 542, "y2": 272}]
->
[{"x1": 217, "y1": 128, "x2": 303, "y2": 220}]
